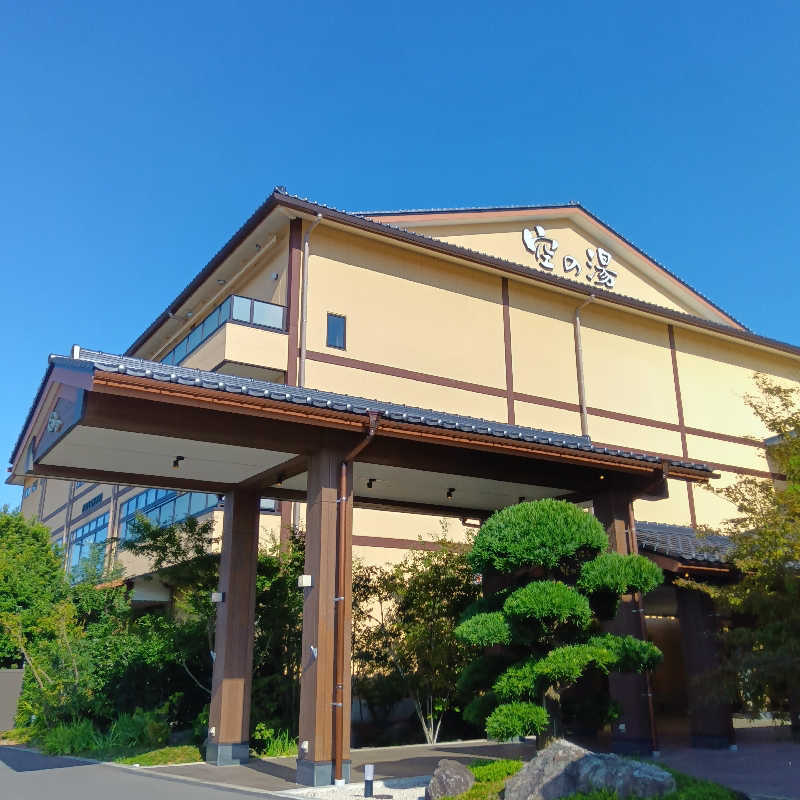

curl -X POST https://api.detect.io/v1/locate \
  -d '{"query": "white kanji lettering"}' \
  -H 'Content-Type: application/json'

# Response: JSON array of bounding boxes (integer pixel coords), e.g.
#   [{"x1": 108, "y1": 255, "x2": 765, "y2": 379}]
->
[
  {"x1": 522, "y1": 225, "x2": 558, "y2": 270},
  {"x1": 563, "y1": 255, "x2": 581, "y2": 276}
]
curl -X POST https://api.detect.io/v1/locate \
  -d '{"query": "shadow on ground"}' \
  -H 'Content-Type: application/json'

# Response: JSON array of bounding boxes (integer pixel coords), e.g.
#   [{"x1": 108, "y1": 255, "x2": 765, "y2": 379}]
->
[{"x1": 0, "y1": 745, "x2": 94, "y2": 772}]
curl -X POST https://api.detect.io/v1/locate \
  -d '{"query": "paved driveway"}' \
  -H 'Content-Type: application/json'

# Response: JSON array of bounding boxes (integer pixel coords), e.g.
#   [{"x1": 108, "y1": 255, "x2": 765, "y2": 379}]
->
[{"x1": 0, "y1": 746, "x2": 284, "y2": 800}]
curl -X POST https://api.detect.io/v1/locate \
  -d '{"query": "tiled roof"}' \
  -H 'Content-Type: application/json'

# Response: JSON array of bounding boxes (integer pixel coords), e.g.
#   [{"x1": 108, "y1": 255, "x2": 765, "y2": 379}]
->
[
  {"x1": 635, "y1": 521, "x2": 733, "y2": 563},
  {"x1": 55, "y1": 348, "x2": 712, "y2": 474}
]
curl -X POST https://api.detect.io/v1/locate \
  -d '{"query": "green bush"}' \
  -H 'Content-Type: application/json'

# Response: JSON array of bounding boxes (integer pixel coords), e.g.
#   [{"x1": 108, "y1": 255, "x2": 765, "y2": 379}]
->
[
  {"x1": 467, "y1": 758, "x2": 523, "y2": 782},
  {"x1": 468, "y1": 500, "x2": 608, "y2": 573},
  {"x1": 503, "y1": 581, "x2": 592, "y2": 634},
  {"x1": 41, "y1": 719, "x2": 99, "y2": 756},
  {"x1": 455, "y1": 612, "x2": 512, "y2": 647},
  {"x1": 192, "y1": 704, "x2": 209, "y2": 745},
  {"x1": 463, "y1": 692, "x2": 498, "y2": 727},
  {"x1": 250, "y1": 723, "x2": 296, "y2": 756},
  {"x1": 577, "y1": 553, "x2": 663, "y2": 619},
  {"x1": 485, "y1": 701, "x2": 548, "y2": 740}
]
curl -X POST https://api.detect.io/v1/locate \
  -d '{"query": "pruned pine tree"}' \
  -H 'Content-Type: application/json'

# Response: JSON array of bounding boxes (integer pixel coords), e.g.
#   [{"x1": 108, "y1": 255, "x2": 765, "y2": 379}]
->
[{"x1": 455, "y1": 498, "x2": 663, "y2": 741}]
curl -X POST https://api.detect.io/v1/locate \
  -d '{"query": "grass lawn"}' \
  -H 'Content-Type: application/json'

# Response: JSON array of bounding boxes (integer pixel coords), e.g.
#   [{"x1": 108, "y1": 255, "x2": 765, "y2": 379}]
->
[
  {"x1": 444, "y1": 758, "x2": 741, "y2": 800},
  {"x1": 115, "y1": 744, "x2": 203, "y2": 766}
]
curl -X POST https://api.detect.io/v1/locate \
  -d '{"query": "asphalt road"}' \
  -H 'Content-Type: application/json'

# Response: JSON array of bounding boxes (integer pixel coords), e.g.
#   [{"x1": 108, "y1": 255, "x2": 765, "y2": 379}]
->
[{"x1": 0, "y1": 746, "x2": 284, "y2": 800}]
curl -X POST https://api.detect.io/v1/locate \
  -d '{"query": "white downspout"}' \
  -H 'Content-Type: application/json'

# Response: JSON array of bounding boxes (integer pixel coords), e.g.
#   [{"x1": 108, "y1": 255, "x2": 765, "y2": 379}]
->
[
  {"x1": 293, "y1": 213, "x2": 323, "y2": 531},
  {"x1": 574, "y1": 295, "x2": 595, "y2": 437},
  {"x1": 298, "y1": 213, "x2": 323, "y2": 388}
]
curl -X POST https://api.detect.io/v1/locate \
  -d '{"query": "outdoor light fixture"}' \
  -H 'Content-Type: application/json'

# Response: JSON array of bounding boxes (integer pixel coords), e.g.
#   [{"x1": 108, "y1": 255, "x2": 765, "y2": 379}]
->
[
  {"x1": 211, "y1": 591, "x2": 225, "y2": 604},
  {"x1": 185, "y1": 311, "x2": 193, "y2": 318},
  {"x1": 599, "y1": 474, "x2": 605, "y2": 480},
  {"x1": 518, "y1": 496, "x2": 525, "y2": 503},
  {"x1": 172, "y1": 456, "x2": 185, "y2": 470},
  {"x1": 216, "y1": 278, "x2": 226, "y2": 285},
  {"x1": 446, "y1": 487, "x2": 455, "y2": 500},
  {"x1": 367, "y1": 478, "x2": 376, "y2": 489},
  {"x1": 275, "y1": 476, "x2": 284, "y2": 487},
  {"x1": 298, "y1": 574, "x2": 312, "y2": 588}
]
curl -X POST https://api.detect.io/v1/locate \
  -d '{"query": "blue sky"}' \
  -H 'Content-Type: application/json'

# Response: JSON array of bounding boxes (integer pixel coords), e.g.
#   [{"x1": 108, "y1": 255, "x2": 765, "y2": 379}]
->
[{"x1": 2, "y1": 1, "x2": 799, "y2": 509}]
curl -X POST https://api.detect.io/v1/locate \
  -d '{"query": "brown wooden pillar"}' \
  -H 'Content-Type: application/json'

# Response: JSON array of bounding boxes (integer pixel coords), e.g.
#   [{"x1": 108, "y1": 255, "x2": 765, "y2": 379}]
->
[
  {"x1": 675, "y1": 587, "x2": 734, "y2": 748},
  {"x1": 594, "y1": 489, "x2": 657, "y2": 755},
  {"x1": 297, "y1": 449, "x2": 353, "y2": 786},
  {"x1": 206, "y1": 488, "x2": 260, "y2": 766}
]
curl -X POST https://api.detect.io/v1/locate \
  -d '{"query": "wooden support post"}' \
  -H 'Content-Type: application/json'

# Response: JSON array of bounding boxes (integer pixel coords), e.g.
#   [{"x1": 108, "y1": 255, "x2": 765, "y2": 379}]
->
[
  {"x1": 594, "y1": 489, "x2": 658, "y2": 755},
  {"x1": 297, "y1": 449, "x2": 353, "y2": 786},
  {"x1": 676, "y1": 587, "x2": 734, "y2": 748},
  {"x1": 206, "y1": 488, "x2": 260, "y2": 766}
]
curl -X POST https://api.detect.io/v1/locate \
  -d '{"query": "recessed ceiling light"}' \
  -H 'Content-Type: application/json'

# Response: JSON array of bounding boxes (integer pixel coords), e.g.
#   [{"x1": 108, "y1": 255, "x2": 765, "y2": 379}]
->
[
  {"x1": 185, "y1": 311, "x2": 193, "y2": 318},
  {"x1": 173, "y1": 456, "x2": 185, "y2": 470},
  {"x1": 217, "y1": 278, "x2": 226, "y2": 285},
  {"x1": 446, "y1": 487, "x2": 455, "y2": 500}
]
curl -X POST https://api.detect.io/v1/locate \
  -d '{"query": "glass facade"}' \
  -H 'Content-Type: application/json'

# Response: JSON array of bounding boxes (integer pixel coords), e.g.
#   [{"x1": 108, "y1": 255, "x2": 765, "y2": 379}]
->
[
  {"x1": 160, "y1": 294, "x2": 287, "y2": 367},
  {"x1": 119, "y1": 488, "x2": 221, "y2": 539},
  {"x1": 68, "y1": 513, "x2": 109, "y2": 577}
]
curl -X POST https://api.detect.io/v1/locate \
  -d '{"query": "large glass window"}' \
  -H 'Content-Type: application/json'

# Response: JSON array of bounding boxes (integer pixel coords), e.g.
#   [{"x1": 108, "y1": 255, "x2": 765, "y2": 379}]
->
[
  {"x1": 119, "y1": 489, "x2": 219, "y2": 540},
  {"x1": 68, "y1": 513, "x2": 109, "y2": 579}
]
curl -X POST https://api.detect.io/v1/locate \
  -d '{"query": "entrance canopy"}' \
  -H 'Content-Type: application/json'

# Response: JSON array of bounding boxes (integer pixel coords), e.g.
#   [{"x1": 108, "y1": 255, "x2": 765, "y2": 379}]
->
[{"x1": 9, "y1": 347, "x2": 714, "y2": 512}]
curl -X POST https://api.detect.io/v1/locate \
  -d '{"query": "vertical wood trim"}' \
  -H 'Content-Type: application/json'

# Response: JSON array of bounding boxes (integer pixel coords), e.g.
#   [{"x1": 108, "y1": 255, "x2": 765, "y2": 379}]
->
[
  {"x1": 501, "y1": 278, "x2": 515, "y2": 424},
  {"x1": 668, "y1": 324, "x2": 697, "y2": 529},
  {"x1": 286, "y1": 218, "x2": 303, "y2": 387},
  {"x1": 208, "y1": 488, "x2": 260, "y2": 748},
  {"x1": 37, "y1": 478, "x2": 47, "y2": 521}
]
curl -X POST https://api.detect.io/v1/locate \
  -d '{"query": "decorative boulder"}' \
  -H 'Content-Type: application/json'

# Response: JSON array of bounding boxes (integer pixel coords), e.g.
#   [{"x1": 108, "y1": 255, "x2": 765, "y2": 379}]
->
[
  {"x1": 425, "y1": 759, "x2": 475, "y2": 800},
  {"x1": 504, "y1": 740, "x2": 676, "y2": 800}
]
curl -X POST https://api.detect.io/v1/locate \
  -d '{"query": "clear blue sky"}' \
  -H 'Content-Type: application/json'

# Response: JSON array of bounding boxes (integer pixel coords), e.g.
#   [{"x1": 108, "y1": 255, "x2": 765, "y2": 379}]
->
[{"x1": 2, "y1": 1, "x2": 799, "y2": 509}]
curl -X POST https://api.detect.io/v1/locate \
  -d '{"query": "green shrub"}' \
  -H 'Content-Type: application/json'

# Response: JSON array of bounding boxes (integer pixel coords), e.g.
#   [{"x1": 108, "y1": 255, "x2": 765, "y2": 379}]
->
[
  {"x1": 485, "y1": 702, "x2": 548, "y2": 740},
  {"x1": 462, "y1": 692, "x2": 499, "y2": 727},
  {"x1": 41, "y1": 719, "x2": 98, "y2": 756},
  {"x1": 192, "y1": 704, "x2": 209, "y2": 745},
  {"x1": 577, "y1": 553, "x2": 663, "y2": 619},
  {"x1": 455, "y1": 612, "x2": 512, "y2": 647},
  {"x1": 503, "y1": 581, "x2": 592, "y2": 634},
  {"x1": 468, "y1": 500, "x2": 608, "y2": 573},
  {"x1": 467, "y1": 758, "x2": 523, "y2": 782},
  {"x1": 250, "y1": 723, "x2": 296, "y2": 757}
]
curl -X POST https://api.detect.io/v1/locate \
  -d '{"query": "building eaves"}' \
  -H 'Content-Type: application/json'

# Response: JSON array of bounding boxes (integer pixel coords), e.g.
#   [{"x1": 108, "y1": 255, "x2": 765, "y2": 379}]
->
[
  {"x1": 61, "y1": 348, "x2": 712, "y2": 476},
  {"x1": 125, "y1": 187, "x2": 800, "y2": 363},
  {"x1": 635, "y1": 520, "x2": 733, "y2": 563},
  {"x1": 272, "y1": 190, "x2": 800, "y2": 359}
]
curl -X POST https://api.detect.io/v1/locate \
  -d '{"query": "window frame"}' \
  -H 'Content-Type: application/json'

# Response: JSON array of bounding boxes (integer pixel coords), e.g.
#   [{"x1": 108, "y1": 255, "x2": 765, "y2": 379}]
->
[{"x1": 326, "y1": 312, "x2": 347, "y2": 350}]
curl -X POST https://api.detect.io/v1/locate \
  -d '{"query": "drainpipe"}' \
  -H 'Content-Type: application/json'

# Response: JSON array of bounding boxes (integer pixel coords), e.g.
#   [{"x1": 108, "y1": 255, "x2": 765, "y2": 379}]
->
[
  {"x1": 298, "y1": 213, "x2": 323, "y2": 388},
  {"x1": 333, "y1": 412, "x2": 379, "y2": 784},
  {"x1": 574, "y1": 295, "x2": 595, "y2": 437}
]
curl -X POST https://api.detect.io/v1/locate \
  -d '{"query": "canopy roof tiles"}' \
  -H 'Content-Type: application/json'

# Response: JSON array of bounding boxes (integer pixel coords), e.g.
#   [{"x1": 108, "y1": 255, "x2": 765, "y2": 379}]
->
[{"x1": 11, "y1": 348, "x2": 713, "y2": 478}]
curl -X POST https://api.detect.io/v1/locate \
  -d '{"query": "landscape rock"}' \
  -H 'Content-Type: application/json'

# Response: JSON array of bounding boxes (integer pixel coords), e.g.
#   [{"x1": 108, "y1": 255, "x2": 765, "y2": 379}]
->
[
  {"x1": 504, "y1": 739, "x2": 676, "y2": 800},
  {"x1": 425, "y1": 759, "x2": 475, "y2": 800}
]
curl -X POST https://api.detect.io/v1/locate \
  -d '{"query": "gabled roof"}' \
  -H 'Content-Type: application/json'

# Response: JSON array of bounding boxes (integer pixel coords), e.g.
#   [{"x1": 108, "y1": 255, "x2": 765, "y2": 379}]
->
[
  {"x1": 635, "y1": 521, "x2": 733, "y2": 563},
  {"x1": 125, "y1": 188, "x2": 800, "y2": 362},
  {"x1": 356, "y1": 201, "x2": 747, "y2": 329}
]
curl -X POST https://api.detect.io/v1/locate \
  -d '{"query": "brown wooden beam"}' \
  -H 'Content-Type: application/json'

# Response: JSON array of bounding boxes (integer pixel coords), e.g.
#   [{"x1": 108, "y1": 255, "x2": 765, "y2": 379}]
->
[
  {"x1": 239, "y1": 454, "x2": 307, "y2": 491},
  {"x1": 32, "y1": 464, "x2": 235, "y2": 494}
]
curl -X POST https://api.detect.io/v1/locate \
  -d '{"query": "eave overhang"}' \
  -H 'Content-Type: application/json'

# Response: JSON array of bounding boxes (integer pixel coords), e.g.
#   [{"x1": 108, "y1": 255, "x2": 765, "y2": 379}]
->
[{"x1": 9, "y1": 350, "x2": 715, "y2": 513}]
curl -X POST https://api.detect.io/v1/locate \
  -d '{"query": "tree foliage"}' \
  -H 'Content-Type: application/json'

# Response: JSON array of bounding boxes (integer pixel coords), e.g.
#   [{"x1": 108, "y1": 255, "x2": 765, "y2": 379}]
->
[
  {"x1": 456, "y1": 499, "x2": 663, "y2": 740},
  {"x1": 0, "y1": 512, "x2": 67, "y2": 667},
  {"x1": 682, "y1": 374, "x2": 800, "y2": 732},
  {"x1": 353, "y1": 529, "x2": 480, "y2": 744}
]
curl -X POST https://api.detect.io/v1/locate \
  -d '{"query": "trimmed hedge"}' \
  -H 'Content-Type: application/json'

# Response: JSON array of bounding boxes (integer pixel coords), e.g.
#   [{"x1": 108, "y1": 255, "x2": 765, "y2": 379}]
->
[
  {"x1": 485, "y1": 702, "x2": 549, "y2": 741},
  {"x1": 468, "y1": 500, "x2": 608, "y2": 573}
]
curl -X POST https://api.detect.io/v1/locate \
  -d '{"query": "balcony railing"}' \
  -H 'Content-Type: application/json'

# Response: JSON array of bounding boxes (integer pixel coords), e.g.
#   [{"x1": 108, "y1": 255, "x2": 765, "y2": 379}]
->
[{"x1": 160, "y1": 294, "x2": 287, "y2": 367}]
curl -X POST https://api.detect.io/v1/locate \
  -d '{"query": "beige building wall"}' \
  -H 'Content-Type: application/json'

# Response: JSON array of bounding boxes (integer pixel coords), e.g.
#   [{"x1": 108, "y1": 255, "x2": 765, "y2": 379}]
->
[{"x1": 26, "y1": 210, "x2": 800, "y2": 582}]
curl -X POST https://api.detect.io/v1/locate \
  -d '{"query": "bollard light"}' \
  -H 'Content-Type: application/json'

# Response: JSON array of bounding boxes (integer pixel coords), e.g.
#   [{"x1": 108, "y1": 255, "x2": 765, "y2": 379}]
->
[{"x1": 364, "y1": 763, "x2": 374, "y2": 798}]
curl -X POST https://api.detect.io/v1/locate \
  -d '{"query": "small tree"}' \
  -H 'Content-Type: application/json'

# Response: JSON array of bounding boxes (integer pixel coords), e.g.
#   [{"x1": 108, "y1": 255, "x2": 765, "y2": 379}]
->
[
  {"x1": 683, "y1": 374, "x2": 800, "y2": 735},
  {"x1": 353, "y1": 530, "x2": 480, "y2": 744},
  {"x1": 455, "y1": 498, "x2": 663, "y2": 741}
]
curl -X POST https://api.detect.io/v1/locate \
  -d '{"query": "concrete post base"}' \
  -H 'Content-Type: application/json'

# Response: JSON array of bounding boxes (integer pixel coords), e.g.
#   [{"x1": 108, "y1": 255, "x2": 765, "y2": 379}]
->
[
  {"x1": 206, "y1": 742, "x2": 250, "y2": 766},
  {"x1": 296, "y1": 759, "x2": 351, "y2": 786}
]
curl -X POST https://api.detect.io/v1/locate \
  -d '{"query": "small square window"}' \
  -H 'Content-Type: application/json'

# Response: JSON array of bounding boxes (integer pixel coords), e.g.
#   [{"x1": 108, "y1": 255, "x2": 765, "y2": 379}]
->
[{"x1": 326, "y1": 313, "x2": 346, "y2": 350}]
